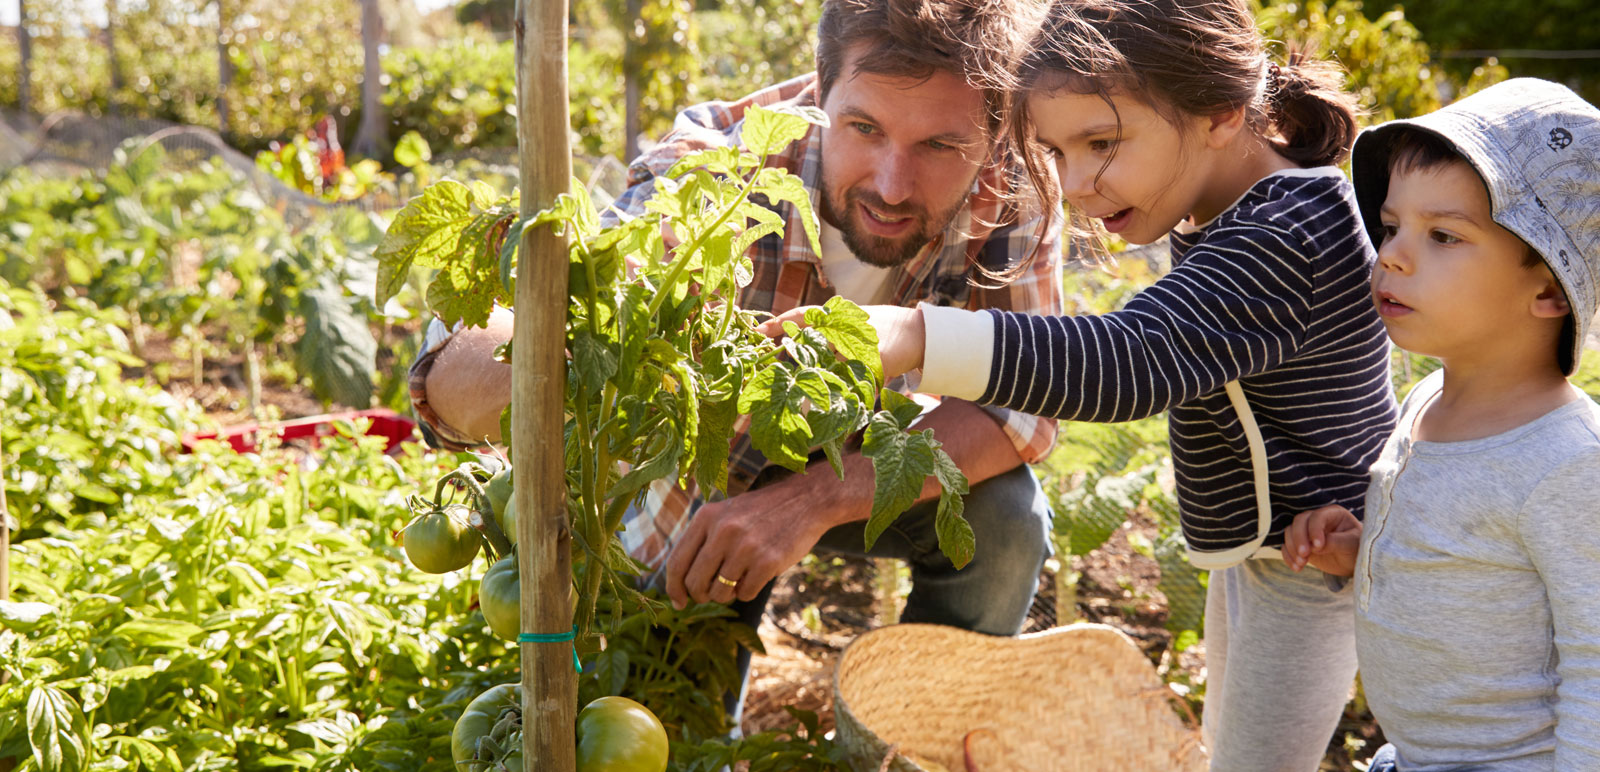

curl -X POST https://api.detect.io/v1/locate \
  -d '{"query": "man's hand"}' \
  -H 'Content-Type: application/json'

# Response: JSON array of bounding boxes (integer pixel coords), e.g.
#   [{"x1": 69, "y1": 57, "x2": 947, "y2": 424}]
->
[
  {"x1": 663, "y1": 475, "x2": 835, "y2": 609},
  {"x1": 1283, "y1": 505, "x2": 1363, "y2": 577},
  {"x1": 758, "y1": 304, "x2": 927, "y2": 380}
]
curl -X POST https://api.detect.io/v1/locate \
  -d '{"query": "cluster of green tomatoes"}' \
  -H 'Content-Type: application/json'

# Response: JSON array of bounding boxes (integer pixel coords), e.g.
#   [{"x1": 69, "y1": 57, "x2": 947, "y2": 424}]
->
[{"x1": 398, "y1": 463, "x2": 670, "y2": 772}]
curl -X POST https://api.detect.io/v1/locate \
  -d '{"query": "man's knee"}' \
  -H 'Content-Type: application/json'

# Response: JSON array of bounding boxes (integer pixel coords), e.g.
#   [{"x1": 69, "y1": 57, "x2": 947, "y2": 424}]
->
[{"x1": 962, "y1": 464, "x2": 1052, "y2": 559}]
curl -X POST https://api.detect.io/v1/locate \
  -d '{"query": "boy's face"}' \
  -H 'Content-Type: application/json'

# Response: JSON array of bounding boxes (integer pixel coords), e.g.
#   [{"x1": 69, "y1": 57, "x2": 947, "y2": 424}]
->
[{"x1": 1370, "y1": 160, "x2": 1558, "y2": 367}]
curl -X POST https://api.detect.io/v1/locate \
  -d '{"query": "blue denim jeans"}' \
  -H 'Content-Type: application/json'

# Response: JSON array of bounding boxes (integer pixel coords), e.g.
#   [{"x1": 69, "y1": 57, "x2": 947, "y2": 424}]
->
[{"x1": 724, "y1": 463, "x2": 1053, "y2": 720}]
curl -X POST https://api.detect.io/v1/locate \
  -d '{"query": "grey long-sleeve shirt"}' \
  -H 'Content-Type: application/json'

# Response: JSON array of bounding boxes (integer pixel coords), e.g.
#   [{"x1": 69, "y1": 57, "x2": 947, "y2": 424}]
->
[{"x1": 1355, "y1": 370, "x2": 1600, "y2": 770}]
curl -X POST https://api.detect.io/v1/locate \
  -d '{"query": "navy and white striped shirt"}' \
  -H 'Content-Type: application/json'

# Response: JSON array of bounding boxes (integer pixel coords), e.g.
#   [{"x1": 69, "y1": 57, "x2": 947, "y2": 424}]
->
[{"x1": 922, "y1": 168, "x2": 1398, "y2": 567}]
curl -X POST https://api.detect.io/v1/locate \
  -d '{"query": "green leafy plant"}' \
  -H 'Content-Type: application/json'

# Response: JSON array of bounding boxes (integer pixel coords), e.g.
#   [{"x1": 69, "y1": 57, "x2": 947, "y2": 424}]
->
[
  {"x1": 376, "y1": 105, "x2": 972, "y2": 642},
  {"x1": 0, "y1": 142, "x2": 391, "y2": 411}
]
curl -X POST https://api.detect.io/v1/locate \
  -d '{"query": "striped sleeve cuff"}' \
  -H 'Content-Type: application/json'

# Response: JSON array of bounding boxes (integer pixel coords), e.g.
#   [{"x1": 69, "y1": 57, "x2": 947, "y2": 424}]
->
[{"x1": 915, "y1": 302, "x2": 994, "y2": 401}]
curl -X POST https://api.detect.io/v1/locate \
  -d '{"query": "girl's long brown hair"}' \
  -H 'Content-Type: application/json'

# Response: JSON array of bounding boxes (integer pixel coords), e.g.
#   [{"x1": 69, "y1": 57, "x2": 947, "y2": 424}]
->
[{"x1": 1009, "y1": 0, "x2": 1362, "y2": 247}]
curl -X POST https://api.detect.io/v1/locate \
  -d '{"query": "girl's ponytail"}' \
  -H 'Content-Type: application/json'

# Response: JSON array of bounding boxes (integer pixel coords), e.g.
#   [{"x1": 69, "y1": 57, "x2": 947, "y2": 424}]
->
[{"x1": 1266, "y1": 53, "x2": 1362, "y2": 167}]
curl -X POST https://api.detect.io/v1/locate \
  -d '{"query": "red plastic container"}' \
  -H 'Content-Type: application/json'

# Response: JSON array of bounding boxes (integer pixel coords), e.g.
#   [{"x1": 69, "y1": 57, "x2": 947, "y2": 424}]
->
[{"x1": 181, "y1": 408, "x2": 419, "y2": 455}]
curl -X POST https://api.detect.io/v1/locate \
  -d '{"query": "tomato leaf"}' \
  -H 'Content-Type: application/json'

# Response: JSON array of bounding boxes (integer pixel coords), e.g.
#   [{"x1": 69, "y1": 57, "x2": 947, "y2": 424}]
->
[
  {"x1": 751, "y1": 166, "x2": 822, "y2": 258},
  {"x1": 930, "y1": 440, "x2": 974, "y2": 570},
  {"x1": 738, "y1": 364, "x2": 818, "y2": 473},
  {"x1": 374, "y1": 179, "x2": 476, "y2": 307},
  {"x1": 804, "y1": 296, "x2": 883, "y2": 383},
  {"x1": 859, "y1": 410, "x2": 937, "y2": 551},
  {"x1": 739, "y1": 105, "x2": 821, "y2": 159}
]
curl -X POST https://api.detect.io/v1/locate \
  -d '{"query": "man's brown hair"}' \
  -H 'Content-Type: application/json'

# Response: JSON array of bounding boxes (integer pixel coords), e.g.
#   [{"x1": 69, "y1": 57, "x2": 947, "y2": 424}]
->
[{"x1": 815, "y1": 0, "x2": 1042, "y2": 137}]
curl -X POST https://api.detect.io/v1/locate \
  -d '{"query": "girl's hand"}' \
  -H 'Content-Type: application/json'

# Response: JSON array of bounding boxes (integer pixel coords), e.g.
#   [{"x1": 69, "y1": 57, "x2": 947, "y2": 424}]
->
[
  {"x1": 758, "y1": 304, "x2": 927, "y2": 380},
  {"x1": 1283, "y1": 505, "x2": 1362, "y2": 577}
]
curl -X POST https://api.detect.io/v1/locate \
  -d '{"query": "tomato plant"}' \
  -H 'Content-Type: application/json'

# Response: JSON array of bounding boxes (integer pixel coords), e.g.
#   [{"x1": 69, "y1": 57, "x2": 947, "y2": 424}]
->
[
  {"x1": 453, "y1": 683, "x2": 525, "y2": 772},
  {"x1": 376, "y1": 106, "x2": 975, "y2": 642},
  {"x1": 576, "y1": 696, "x2": 668, "y2": 772}
]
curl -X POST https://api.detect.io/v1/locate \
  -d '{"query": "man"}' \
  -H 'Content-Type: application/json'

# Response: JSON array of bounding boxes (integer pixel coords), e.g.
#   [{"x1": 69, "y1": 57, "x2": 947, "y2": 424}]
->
[{"x1": 410, "y1": 0, "x2": 1064, "y2": 717}]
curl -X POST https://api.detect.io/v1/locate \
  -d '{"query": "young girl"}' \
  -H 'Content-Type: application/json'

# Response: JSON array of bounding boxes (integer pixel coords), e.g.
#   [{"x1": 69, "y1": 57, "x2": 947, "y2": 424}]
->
[{"x1": 768, "y1": 0, "x2": 1397, "y2": 768}]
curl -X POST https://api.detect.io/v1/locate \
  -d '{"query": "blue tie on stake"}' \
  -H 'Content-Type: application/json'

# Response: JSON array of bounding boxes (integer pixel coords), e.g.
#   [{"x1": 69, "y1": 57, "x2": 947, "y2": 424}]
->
[{"x1": 519, "y1": 625, "x2": 582, "y2": 672}]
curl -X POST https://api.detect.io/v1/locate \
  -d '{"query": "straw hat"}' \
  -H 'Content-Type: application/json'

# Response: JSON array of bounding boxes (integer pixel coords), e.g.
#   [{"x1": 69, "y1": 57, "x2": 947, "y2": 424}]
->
[{"x1": 832, "y1": 623, "x2": 1207, "y2": 772}]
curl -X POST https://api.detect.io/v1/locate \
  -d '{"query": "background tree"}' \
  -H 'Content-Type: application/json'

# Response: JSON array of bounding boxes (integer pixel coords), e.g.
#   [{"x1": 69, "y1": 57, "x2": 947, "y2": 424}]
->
[
  {"x1": 1256, "y1": 0, "x2": 1445, "y2": 123},
  {"x1": 216, "y1": 0, "x2": 230, "y2": 135},
  {"x1": 352, "y1": 0, "x2": 388, "y2": 158},
  {"x1": 16, "y1": 0, "x2": 30, "y2": 116},
  {"x1": 105, "y1": 0, "x2": 120, "y2": 114},
  {"x1": 1368, "y1": 0, "x2": 1600, "y2": 103}
]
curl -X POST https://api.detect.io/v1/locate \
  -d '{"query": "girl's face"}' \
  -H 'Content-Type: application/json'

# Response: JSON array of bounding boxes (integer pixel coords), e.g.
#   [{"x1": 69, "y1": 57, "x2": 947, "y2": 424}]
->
[{"x1": 1028, "y1": 89, "x2": 1219, "y2": 245}]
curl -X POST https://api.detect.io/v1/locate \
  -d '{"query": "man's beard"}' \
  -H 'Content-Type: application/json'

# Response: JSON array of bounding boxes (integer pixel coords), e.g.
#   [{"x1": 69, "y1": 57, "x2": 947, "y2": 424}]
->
[{"x1": 819, "y1": 186, "x2": 964, "y2": 269}]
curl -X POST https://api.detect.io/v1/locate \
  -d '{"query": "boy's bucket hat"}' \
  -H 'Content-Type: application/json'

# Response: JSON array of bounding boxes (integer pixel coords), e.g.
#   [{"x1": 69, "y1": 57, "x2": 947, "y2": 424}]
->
[{"x1": 1352, "y1": 78, "x2": 1600, "y2": 375}]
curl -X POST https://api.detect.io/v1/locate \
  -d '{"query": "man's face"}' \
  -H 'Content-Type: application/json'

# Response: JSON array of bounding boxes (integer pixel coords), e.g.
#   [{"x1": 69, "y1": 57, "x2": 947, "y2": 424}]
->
[
  {"x1": 1370, "y1": 160, "x2": 1556, "y2": 368},
  {"x1": 818, "y1": 47, "x2": 989, "y2": 267}
]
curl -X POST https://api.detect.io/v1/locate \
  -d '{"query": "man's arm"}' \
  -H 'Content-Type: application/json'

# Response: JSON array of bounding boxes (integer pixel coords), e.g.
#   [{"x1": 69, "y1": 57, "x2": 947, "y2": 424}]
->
[{"x1": 664, "y1": 397, "x2": 1024, "y2": 608}]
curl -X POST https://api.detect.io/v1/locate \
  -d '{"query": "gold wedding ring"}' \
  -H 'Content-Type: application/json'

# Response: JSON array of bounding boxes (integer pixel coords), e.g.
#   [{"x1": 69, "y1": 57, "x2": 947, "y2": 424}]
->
[{"x1": 715, "y1": 574, "x2": 739, "y2": 587}]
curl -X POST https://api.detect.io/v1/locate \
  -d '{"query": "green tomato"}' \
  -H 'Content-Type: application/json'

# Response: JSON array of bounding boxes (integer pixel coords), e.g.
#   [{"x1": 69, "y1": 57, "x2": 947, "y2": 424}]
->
[
  {"x1": 480, "y1": 553, "x2": 520, "y2": 642},
  {"x1": 480, "y1": 553, "x2": 576, "y2": 641},
  {"x1": 452, "y1": 683, "x2": 523, "y2": 772},
  {"x1": 485, "y1": 468, "x2": 517, "y2": 546},
  {"x1": 401, "y1": 503, "x2": 481, "y2": 573},
  {"x1": 576, "y1": 696, "x2": 669, "y2": 772}
]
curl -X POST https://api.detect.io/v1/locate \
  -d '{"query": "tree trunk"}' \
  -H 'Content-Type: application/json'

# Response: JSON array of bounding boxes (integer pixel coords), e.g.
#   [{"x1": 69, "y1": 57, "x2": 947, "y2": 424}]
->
[
  {"x1": 216, "y1": 0, "x2": 231, "y2": 137},
  {"x1": 106, "y1": 0, "x2": 121, "y2": 115},
  {"x1": 514, "y1": 0, "x2": 576, "y2": 768},
  {"x1": 623, "y1": 0, "x2": 642, "y2": 162},
  {"x1": 351, "y1": 0, "x2": 386, "y2": 158},
  {"x1": 17, "y1": 0, "x2": 31, "y2": 116}
]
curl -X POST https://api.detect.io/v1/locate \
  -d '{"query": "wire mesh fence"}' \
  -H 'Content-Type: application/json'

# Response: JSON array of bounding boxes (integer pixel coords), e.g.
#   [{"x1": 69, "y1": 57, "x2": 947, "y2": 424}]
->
[{"x1": 0, "y1": 109, "x2": 631, "y2": 224}]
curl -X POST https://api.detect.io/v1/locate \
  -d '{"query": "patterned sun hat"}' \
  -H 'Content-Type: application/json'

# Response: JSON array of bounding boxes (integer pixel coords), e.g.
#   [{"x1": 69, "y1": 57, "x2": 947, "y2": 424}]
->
[{"x1": 1352, "y1": 78, "x2": 1600, "y2": 375}]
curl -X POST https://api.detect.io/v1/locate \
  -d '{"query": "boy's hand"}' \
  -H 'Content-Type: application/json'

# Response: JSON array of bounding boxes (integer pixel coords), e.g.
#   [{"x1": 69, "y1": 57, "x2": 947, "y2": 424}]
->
[
  {"x1": 758, "y1": 304, "x2": 927, "y2": 380},
  {"x1": 1283, "y1": 505, "x2": 1362, "y2": 577}
]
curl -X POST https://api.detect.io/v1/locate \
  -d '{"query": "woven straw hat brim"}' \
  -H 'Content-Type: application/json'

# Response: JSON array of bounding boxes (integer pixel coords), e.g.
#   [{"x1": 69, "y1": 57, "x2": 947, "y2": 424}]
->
[{"x1": 832, "y1": 623, "x2": 1207, "y2": 772}]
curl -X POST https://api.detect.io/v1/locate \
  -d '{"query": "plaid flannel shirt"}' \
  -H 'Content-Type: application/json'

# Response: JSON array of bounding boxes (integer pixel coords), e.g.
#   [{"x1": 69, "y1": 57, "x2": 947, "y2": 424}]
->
[{"x1": 603, "y1": 73, "x2": 1065, "y2": 572}]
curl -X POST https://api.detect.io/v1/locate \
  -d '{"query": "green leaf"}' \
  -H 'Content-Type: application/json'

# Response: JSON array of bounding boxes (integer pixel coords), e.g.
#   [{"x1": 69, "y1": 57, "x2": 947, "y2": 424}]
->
[
  {"x1": 805, "y1": 296, "x2": 883, "y2": 383},
  {"x1": 879, "y1": 389, "x2": 926, "y2": 428},
  {"x1": 930, "y1": 443, "x2": 974, "y2": 569},
  {"x1": 393, "y1": 131, "x2": 433, "y2": 168},
  {"x1": 694, "y1": 395, "x2": 739, "y2": 494},
  {"x1": 0, "y1": 600, "x2": 58, "y2": 633},
  {"x1": 737, "y1": 365, "x2": 815, "y2": 472},
  {"x1": 374, "y1": 180, "x2": 476, "y2": 307},
  {"x1": 27, "y1": 686, "x2": 89, "y2": 772},
  {"x1": 605, "y1": 436, "x2": 682, "y2": 502},
  {"x1": 571, "y1": 327, "x2": 619, "y2": 397},
  {"x1": 859, "y1": 413, "x2": 936, "y2": 550},
  {"x1": 739, "y1": 105, "x2": 822, "y2": 159},
  {"x1": 112, "y1": 618, "x2": 203, "y2": 649},
  {"x1": 665, "y1": 146, "x2": 744, "y2": 181},
  {"x1": 752, "y1": 167, "x2": 823, "y2": 258},
  {"x1": 325, "y1": 599, "x2": 374, "y2": 664},
  {"x1": 294, "y1": 283, "x2": 377, "y2": 407}
]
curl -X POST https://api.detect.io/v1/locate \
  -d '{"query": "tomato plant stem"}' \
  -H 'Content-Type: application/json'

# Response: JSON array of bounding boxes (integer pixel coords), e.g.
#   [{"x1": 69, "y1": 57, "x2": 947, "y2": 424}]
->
[{"x1": 643, "y1": 165, "x2": 763, "y2": 323}]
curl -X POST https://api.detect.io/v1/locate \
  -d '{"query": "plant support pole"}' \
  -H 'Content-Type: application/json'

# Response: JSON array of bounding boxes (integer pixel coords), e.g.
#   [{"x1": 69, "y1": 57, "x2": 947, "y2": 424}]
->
[{"x1": 514, "y1": 0, "x2": 576, "y2": 769}]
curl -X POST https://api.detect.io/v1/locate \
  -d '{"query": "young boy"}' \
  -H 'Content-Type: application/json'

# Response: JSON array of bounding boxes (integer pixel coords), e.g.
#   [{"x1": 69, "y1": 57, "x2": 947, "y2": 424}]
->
[{"x1": 1284, "y1": 78, "x2": 1600, "y2": 770}]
